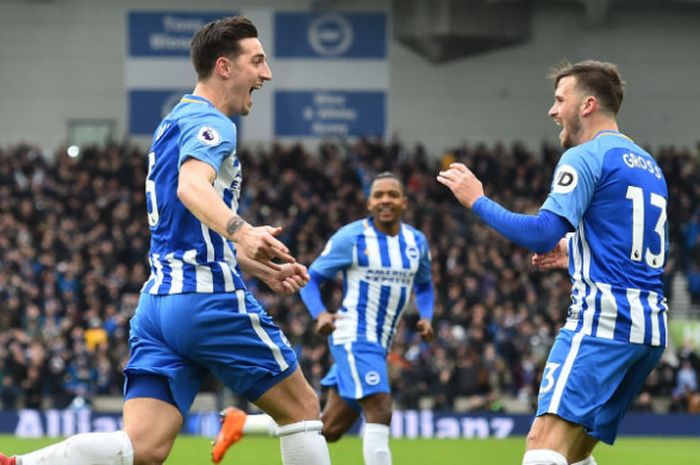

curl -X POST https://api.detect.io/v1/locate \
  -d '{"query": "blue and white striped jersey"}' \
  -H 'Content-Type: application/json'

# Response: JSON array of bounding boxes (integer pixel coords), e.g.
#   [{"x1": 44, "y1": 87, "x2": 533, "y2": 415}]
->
[
  {"x1": 141, "y1": 94, "x2": 246, "y2": 295},
  {"x1": 309, "y1": 218, "x2": 432, "y2": 350},
  {"x1": 541, "y1": 131, "x2": 668, "y2": 346}
]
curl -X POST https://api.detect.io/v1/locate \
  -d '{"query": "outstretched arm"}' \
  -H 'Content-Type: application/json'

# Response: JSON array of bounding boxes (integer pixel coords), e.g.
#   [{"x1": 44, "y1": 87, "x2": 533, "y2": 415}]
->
[
  {"x1": 438, "y1": 163, "x2": 572, "y2": 253},
  {"x1": 178, "y1": 158, "x2": 294, "y2": 265},
  {"x1": 472, "y1": 197, "x2": 571, "y2": 253}
]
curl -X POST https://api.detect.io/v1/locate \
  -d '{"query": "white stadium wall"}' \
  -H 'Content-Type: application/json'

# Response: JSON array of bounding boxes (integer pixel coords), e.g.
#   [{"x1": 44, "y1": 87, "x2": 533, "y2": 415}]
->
[{"x1": 0, "y1": 0, "x2": 699, "y2": 154}]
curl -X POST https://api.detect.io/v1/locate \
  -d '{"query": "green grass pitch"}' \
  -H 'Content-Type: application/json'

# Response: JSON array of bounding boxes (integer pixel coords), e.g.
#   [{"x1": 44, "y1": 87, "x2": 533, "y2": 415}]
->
[{"x1": 2, "y1": 435, "x2": 699, "y2": 464}]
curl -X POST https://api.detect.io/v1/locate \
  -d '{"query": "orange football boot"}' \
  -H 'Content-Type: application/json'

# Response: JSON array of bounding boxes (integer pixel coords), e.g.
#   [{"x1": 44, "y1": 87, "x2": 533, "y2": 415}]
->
[{"x1": 211, "y1": 407, "x2": 247, "y2": 463}]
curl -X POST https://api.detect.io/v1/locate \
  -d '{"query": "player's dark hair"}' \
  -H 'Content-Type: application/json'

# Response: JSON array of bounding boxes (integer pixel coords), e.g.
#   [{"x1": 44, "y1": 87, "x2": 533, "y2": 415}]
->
[
  {"x1": 190, "y1": 16, "x2": 258, "y2": 80},
  {"x1": 371, "y1": 171, "x2": 404, "y2": 193},
  {"x1": 548, "y1": 60, "x2": 625, "y2": 115}
]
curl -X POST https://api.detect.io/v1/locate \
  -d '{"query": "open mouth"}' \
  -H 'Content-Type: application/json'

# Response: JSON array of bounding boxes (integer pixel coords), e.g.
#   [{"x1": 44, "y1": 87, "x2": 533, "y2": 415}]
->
[{"x1": 249, "y1": 83, "x2": 262, "y2": 94}]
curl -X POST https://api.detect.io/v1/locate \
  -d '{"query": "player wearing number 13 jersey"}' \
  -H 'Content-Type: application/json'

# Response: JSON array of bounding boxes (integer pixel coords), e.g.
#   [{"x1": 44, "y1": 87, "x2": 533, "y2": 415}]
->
[
  {"x1": 438, "y1": 60, "x2": 667, "y2": 465},
  {"x1": 544, "y1": 130, "x2": 668, "y2": 344}
]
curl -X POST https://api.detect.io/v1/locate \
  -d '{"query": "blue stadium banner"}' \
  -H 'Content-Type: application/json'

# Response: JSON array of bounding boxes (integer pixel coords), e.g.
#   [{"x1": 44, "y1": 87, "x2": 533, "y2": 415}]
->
[
  {"x1": 129, "y1": 89, "x2": 188, "y2": 135},
  {"x1": 274, "y1": 12, "x2": 387, "y2": 59},
  {"x1": 2, "y1": 410, "x2": 700, "y2": 438},
  {"x1": 128, "y1": 12, "x2": 234, "y2": 57},
  {"x1": 128, "y1": 90, "x2": 240, "y2": 137},
  {"x1": 275, "y1": 90, "x2": 385, "y2": 137},
  {"x1": 125, "y1": 10, "x2": 388, "y2": 140}
]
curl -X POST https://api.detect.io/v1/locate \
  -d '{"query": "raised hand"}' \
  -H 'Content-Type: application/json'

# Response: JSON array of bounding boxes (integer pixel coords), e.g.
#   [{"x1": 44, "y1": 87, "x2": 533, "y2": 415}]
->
[{"x1": 437, "y1": 163, "x2": 484, "y2": 209}]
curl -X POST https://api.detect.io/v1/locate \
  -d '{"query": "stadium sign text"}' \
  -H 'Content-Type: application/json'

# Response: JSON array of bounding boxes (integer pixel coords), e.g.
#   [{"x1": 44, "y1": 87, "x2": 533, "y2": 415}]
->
[
  {"x1": 390, "y1": 411, "x2": 514, "y2": 439},
  {"x1": 14, "y1": 409, "x2": 122, "y2": 438},
  {"x1": 5, "y1": 410, "x2": 699, "y2": 438}
]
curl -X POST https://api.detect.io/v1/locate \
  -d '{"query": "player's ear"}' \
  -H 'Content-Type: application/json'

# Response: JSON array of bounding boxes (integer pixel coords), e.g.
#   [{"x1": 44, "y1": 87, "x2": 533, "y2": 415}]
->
[
  {"x1": 581, "y1": 95, "x2": 597, "y2": 116},
  {"x1": 214, "y1": 56, "x2": 231, "y2": 78}
]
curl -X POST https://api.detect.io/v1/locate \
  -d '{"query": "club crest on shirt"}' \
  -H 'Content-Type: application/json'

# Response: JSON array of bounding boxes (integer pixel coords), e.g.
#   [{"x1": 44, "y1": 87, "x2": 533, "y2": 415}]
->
[
  {"x1": 197, "y1": 126, "x2": 221, "y2": 146},
  {"x1": 406, "y1": 246, "x2": 419, "y2": 261},
  {"x1": 365, "y1": 371, "x2": 381, "y2": 386},
  {"x1": 552, "y1": 164, "x2": 578, "y2": 194}
]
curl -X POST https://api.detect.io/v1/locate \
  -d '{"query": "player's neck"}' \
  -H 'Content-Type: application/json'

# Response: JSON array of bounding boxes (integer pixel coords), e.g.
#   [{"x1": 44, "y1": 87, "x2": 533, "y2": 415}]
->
[
  {"x1": 192, "y1": 83, "x2": 229, "y2": 116},
  {"x1": 373, "y1": 219, "x2": 400, "y2": 236},
  {"x1": 581, "y1": 116, "x2": 619, "y2": 144}
]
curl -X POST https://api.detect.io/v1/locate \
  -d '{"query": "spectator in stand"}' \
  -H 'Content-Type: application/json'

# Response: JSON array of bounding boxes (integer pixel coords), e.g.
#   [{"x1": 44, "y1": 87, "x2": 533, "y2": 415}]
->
[
  {"x1": 0, "y1": 132, "x2": 698, "y2": 418},
  {"x1": 674, "y1": 361, "x2": 698, "y2": 396}
]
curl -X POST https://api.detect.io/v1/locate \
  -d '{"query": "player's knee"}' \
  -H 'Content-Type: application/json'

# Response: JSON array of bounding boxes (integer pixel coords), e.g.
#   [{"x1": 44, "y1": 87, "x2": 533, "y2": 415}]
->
[
  {"x1": 133, "y1": 449, "x2": 169, "y2": 465},
  {"x1": 374, "y1": 408, "x2": 392, "y2": 426},
  {"x1": 131, "y1": 440, "x2": 171, "y2": 465},
  {"x1": 525, "y1": 417, "x2": 545, "y2": 448},
  {"x1": 298, "y1": 390, "x2": 322, "y2": 419},
  {"x1": 371, "y1": 403, "x2": 392, "y2": 425},
  {"x1": 279, "y1": 389, "x2": 322, "y2": 424},
  {"x1": 525, "y1": 426, "x2": 543, "y2": 449},
  {"x1": 363, "y1": 396, "x2": 392, "y2": 425}
]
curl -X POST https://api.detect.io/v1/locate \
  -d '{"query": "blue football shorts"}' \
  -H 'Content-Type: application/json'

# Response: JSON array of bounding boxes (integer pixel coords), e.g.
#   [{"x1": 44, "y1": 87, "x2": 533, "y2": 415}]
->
[
  {"x1": 124, "y1": 290, "x2": 297, "y2": 416},
  {"x1": 536, "y1": 328, "x2": 663, "y2": 444},
  {"x1": 322, "y1": 341, "x2": 389, "y2": 411}
]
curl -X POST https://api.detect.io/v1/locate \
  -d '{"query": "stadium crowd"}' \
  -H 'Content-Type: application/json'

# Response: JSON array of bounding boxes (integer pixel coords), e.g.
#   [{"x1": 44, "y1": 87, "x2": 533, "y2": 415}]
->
[{"x1": 0, "y1": 138, "x2": 699, "y2": 413}]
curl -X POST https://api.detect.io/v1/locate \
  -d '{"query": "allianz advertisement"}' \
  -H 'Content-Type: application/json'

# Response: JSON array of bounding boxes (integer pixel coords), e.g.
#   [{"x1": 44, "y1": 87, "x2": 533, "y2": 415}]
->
[
  {"x1": 126, "y1": 10, "x2": 388, "y2": 140},
  {"x1": 3, "y1": 410, "x2": 699, "y2": 438}
]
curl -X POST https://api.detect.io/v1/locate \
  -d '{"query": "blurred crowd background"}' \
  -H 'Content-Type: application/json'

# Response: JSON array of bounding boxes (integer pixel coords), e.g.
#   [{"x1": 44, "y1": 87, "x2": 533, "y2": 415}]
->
[{"x1": 1, "y1": 139, "x2": 699, "y2": 415}]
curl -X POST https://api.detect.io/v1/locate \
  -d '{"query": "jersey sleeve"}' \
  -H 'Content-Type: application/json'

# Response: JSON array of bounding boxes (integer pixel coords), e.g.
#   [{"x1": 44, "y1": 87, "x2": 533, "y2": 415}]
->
[
  {"x1": 472, "y1": 198, "x2": 573, "y2": 253},
  {"x1": 309, "y1": 226, "x2": 356, "y2": 279},
  {"x1": 177, "y1": 113, "x2": 236, "y2": 173},
  {"x1": 540, "y1": 146, "x2": 602, "y2": 229},
  {"x1": 414, "y1": 231, "x2": 433, "y2": 285}
]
